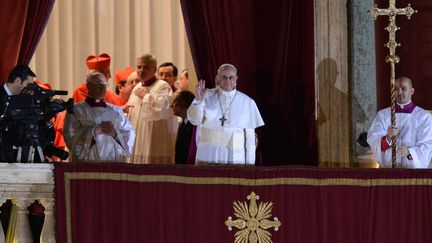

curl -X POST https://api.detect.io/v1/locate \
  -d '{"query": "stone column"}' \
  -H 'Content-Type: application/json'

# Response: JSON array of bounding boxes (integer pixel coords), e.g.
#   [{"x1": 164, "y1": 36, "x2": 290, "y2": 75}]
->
[{"x1": 347, "y1": 0, "x2": 378, "y2": 166}]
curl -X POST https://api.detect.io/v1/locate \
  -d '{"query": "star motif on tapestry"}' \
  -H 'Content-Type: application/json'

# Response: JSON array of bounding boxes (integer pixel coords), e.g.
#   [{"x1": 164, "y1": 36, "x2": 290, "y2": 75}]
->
[{"x1": 225, "y1": 191, "x2": 281, "y2": 243}]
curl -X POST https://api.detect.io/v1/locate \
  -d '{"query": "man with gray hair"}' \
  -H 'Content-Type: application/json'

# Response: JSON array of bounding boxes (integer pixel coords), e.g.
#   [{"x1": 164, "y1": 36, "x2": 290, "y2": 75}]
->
[
  {"x1": 127, "y1": 54, "x2": 177, "y2": 164},
  {"x1": 187, "y1": 63, "x2": 264, "y2": 165},
  {"x1": 64, "y1": 72, "x2": 135, "y2": 162}
]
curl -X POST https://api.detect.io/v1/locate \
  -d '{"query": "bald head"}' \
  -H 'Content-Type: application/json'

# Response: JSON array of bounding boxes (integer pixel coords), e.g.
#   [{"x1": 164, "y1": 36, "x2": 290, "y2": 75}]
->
[
  {"x1": 86, "y1": 72, "x2": 107, "y2": 100},
  {"x1": 127, "y1": 71, "x2": 139, "y2": 88},
  {"x1": 395, "y1": 76, "x2": 414, "y2": 104},
  {"x1": 396, "y1": 77, "x2": 412, "y2": 88}
]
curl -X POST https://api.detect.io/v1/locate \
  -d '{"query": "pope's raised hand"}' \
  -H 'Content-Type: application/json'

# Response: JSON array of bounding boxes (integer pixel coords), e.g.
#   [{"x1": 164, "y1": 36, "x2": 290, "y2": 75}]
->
[{"x1": 196, "y1": 79, "x2": 206, "y2": 101}]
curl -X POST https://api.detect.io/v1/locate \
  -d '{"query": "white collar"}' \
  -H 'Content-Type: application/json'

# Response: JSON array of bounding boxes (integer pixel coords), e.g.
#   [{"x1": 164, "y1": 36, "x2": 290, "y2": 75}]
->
[
  {"x1": 218, "y1": 88, "x2": 237, "y2": 97},
  {"x1": 3, "y1": 84, "x2": 13, "y2": 96},
  {"x1": 397, "y1": 101, "x2": 412, "y2": 109}
]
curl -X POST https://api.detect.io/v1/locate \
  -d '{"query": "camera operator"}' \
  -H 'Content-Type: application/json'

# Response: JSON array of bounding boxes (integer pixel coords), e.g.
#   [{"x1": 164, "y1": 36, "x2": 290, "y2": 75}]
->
[
  {"x1": 0, "y1": 64, "x2": 36, "y2": 162},
  {"x1": 0, "y1": 64, "x2": 70, "y2": 163}
]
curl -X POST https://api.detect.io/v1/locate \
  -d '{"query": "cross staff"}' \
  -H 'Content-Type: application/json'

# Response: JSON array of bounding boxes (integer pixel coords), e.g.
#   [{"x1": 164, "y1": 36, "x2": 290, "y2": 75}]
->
[{"x1": 369, "y1": 0, "x2": 417, "y2": 168}]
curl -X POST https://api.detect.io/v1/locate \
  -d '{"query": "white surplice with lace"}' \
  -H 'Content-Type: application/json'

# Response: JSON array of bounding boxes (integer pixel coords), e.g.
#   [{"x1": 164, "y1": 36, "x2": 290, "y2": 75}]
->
[{"x1": 64, "y1": 102, "x2": 135, "y2": 162}]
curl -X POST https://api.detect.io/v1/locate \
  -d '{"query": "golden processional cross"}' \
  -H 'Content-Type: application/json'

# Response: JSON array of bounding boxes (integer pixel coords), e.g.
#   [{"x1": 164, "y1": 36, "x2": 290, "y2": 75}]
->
[{"x1": 369, "y1": 0, "x2": 417, "y2": 168}]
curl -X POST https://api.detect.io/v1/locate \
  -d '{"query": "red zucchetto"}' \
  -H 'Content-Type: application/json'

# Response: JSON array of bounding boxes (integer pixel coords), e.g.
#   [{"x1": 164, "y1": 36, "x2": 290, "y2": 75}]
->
[
  {"x1": 86, "y1": 53, "x2": 111, "y2": 70},
  {"x1": 114, "y1": 66, "x2": 135, "y2": 85}
]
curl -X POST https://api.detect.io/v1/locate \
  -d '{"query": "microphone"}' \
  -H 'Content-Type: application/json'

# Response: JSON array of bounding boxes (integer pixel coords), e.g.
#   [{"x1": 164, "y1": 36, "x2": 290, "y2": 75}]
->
[
  {"x1": 40, "y1": 89, "x2": 68, "y2": 96},
  {"x1": 52, "y1": 90, "x2": 68, "y2": 96},
  {"x1": 26, "y1": 83, "x2": 69, "y2": 96}
]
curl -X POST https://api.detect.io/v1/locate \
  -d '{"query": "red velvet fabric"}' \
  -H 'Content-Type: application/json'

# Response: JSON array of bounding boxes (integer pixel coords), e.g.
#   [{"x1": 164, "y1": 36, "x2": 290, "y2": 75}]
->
[
  {"x1": 0, "y1": 0, "x2": 54, "y2": 84},
  {"x1": 17, "y1": 0, "x2": 55, "y2": 65},
  {"x1": 0, "y1": 1, "x2": 28, "y2": 83},
  {"x1": 180, "y1": 0, "x2": 317, "y2": 166},
  {"x1": 55, "y1": 163, "x2": 432, "y2": 243}
]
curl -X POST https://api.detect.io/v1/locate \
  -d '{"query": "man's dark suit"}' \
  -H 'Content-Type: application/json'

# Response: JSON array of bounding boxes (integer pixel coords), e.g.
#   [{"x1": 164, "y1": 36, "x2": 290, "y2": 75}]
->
[
  {"x1": 175, "y1": 120, "x2": 195, "y2": 164},
  {"x1": 0, "y1": 85, "x2": 9, "y2": 113},
  {"x1": 0, "y1": 85, "x2": 57, "y2": 163},
  {"x1": 0, "y1": 85, "x2": 14, "y2": 161}
]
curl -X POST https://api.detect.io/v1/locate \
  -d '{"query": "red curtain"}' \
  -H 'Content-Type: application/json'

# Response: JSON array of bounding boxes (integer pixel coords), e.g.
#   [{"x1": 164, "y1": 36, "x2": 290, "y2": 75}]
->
[
  {"x1": 55, "y1": 163, "x2": 432, "y2": 243},
  {"x1": 180, "y1": 0, "x2": 257, "y2": 94},
  {"x1": 0, "y1": 0, "x2": 54, "y2": 84},
  {"x1": 180, "y1": 0, "x2": 317, "y2": 166},
  {"x1": 375, "y1": 0, "x2": 432, "y2": 110}
]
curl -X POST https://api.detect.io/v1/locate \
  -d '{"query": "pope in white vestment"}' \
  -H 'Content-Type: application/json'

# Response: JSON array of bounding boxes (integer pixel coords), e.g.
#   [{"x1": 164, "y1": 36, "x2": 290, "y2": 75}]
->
[
  {"x1": 127, "y1": 54, "x2": 177, "y2": 164},
  {"x1": 367, "y1": 77, "x2": 432, "y2": 168},
  {"x1": 187, "y1": 64, "x2": 264, "y2": 165},
  {"x1": 64, "y1": 72, "x2": 135, "y2": 162}
]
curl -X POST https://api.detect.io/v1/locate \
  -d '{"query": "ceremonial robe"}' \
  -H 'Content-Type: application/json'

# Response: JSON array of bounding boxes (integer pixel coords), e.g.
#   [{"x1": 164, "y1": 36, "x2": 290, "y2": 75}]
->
[
  {"x1": 127, "y1": 79, "x2": 176, "y2": 164},
  {"x1": 64, "y1": 100, "x2": 135, "y2": 162},
  {"x1": 367, "y1": 103, "x2": 432, "y2": 168},
  {"x1": 187, "y1": 88, "x2": 264, "y2": 165}
]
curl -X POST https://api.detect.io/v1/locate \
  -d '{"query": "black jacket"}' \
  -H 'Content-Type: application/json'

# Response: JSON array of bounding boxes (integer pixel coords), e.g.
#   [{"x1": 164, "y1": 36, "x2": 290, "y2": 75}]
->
[
  {"x1": 175, "y1": 121, "x2": 195, "y2": 164},
  {"x1": 0, "y1": 85, "x2": 13, "y2": 161}
]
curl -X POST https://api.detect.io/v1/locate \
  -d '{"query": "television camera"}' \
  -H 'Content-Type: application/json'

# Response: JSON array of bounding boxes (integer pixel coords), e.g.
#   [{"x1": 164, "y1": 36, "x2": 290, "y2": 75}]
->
[{"x1": 0, "y1": 83, "x2": 73, "y2": 163}]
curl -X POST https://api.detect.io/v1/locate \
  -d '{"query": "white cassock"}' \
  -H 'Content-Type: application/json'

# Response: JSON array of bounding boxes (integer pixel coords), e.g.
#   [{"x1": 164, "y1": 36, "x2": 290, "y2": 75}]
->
[
  {"x1": 127, "y1": 79, "x2": 177, "y2": 164},
  {"x1": 187, "y1": 88, "x2": 264, "y2": 165},
  {"x1": 367, "y1": 104, "x2": 432, "y2": 168},
  {"x1": 64, "y1": 102, "x2": 135, "y2": 162}
]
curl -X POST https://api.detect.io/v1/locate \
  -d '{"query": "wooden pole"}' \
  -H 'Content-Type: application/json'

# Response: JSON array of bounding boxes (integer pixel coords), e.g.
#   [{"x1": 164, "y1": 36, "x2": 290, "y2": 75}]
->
[{"x1": 369, "y1": 0, "x2": 417, "y2": 168}]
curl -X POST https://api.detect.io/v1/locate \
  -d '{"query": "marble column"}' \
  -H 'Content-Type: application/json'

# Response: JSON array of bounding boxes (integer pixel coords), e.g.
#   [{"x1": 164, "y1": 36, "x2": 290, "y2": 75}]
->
[{"x1": 348, "y1": 0, "x2": 378, "y2": 166}]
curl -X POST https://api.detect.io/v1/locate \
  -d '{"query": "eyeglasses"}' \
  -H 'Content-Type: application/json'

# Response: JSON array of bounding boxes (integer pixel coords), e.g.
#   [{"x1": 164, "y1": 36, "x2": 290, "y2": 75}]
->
[{"x1": 220, "y1": 75, "x2": 236, "y2": 81}]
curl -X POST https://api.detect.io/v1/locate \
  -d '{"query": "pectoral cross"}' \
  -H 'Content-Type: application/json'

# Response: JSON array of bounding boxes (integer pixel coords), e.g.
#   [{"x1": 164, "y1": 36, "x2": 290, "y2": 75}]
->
[
  {"x1": 369, "y1": 0, "x2": 417, "y2": 168},
  {"x1": 219, "y1": 115, "x2": 227, "y2": 126}
]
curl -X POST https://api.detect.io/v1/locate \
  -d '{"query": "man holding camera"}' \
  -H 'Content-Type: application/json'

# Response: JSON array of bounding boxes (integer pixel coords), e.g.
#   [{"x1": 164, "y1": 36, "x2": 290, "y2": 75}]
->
[
  {"x1": 1, "y1": 64, "x2": 35, "y2": 103},
  {"x1": 0, "y1": 64, "x2": 36, "y2": 162}
]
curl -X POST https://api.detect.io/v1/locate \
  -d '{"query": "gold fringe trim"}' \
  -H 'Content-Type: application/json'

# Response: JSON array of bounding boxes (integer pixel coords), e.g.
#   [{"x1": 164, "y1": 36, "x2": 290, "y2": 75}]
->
[
  {"x1": 66, "y1": 172, "x2": 432, "y2": 186},
  {"x1": 64, "y1": 172, "x2": 432, "y2": 243}
]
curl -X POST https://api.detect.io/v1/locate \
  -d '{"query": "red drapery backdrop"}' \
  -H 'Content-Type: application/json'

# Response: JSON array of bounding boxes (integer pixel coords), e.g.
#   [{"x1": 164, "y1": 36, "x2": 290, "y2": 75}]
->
[
  {"x1": 55, "y1": 163, "x2": 432, "y2": 243},
  {"x1": 0, "y1": 0, "x2": 54, "y2": 84},
  {"x1": 180, "y1": 0, "x2": 317, "y2": 166},
  {"x1": 375, "y1": 0, "x2": 432, "y2": 110}
]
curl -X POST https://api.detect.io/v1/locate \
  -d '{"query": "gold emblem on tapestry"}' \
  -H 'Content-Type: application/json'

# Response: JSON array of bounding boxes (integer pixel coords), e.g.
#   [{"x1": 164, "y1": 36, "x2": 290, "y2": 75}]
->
[{"x1": 225, "y1": 191, "x2": 281, "y2": 243}]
